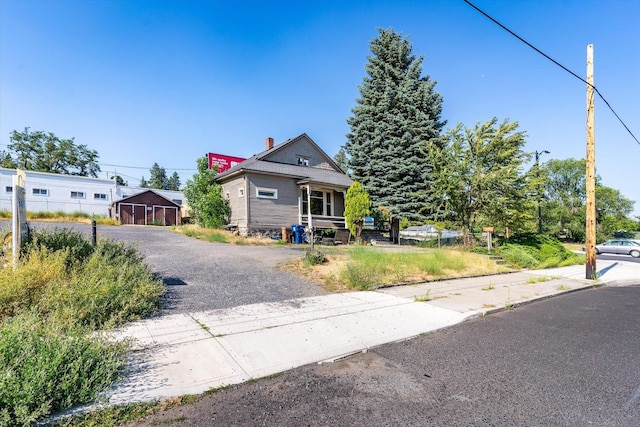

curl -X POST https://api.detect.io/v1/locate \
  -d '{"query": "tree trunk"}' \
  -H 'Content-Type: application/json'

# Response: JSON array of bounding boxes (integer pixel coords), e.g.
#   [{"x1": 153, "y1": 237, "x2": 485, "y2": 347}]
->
[{"x1": 390, "y1": 218, "x2": 400, "y2": 244}]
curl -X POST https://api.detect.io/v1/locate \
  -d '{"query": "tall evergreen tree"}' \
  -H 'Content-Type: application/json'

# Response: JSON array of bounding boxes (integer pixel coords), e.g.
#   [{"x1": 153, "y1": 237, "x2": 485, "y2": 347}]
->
[
  {"x1": 149, "y1": 163, "x2": 168, "y2": 189},
  {"x1": 166, "y1": 171, "x2": 181, "y2": 191},
  {"x1": 344, "y1": 28, "x2": 446, "y2": 238}
]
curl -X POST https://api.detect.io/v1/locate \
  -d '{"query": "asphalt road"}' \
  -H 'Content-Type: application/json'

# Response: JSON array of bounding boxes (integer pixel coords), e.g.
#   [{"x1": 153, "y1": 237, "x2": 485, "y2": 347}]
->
[
  {"x1": 16, "y1": 222, "x2": 326, "y2": 313},
  {"x1": 127, "y1": 286, "x2": 640, "y2": 427},
  {"x1": 598, "y1": 253, "x2": 640, "y2": 263}
]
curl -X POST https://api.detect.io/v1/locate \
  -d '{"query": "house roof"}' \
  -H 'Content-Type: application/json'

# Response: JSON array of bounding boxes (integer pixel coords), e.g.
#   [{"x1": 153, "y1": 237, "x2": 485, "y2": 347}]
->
[
  {"x1": 113, "y1": 189, "x2": 181, "y2": 207},
  {"x1": 216, "y1": 134, "x2": 352, "y2": 188}
]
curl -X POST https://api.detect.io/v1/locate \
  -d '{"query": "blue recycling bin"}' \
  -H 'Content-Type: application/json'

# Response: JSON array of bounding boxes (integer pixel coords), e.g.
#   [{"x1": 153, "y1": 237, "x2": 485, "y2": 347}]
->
[{"x1": 291, "y1": 224, "x2": 305, "y2": 244}]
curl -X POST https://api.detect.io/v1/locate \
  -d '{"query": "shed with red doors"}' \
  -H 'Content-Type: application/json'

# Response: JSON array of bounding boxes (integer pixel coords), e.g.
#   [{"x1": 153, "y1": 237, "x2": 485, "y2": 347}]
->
[{"x1": 113, "y1": 189, "x2": 181, "y2": 226}]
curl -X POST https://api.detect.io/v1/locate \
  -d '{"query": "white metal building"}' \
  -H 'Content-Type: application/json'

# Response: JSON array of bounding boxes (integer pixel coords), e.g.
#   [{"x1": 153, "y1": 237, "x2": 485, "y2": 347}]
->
[{"x1": 0, "y1": 167, "x2": 184, "y2": 217}]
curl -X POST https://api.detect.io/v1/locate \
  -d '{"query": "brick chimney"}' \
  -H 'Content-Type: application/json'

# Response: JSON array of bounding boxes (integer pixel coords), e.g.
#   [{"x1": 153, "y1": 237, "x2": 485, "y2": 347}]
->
[{"x1": 266, "y1": 137, "x2": 274, "y2": 150}]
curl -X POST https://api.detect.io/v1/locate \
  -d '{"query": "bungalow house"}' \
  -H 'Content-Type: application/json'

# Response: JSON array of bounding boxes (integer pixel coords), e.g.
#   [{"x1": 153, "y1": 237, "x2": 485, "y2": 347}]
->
[{"x1": 216, "y1": 134, "x2": 352, "y2": 237}]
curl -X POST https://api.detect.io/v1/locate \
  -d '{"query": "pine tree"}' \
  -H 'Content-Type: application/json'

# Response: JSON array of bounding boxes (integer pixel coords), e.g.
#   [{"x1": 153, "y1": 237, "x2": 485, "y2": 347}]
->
[
  {"x1": 344, "y1": 28, "x2": 446, "y2": 238},
  {"x1": 149, "y1": 163, "x2": 168, "y2": 189},
  {"x1": 166, "y1": 172, "x2": 181, "y2": 191},
  {"x1": 140, "y1": 176, "x2": 148, "y2": 188}
]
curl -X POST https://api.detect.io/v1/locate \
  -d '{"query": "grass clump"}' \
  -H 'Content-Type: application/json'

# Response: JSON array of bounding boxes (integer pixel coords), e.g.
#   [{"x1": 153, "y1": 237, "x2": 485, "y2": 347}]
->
[
  {"x1": 0, "y1": 228, "x2": 164, "y2": 426},
  {"x1": 303, "y1": 249, "x2": 326, "y2": 266}
]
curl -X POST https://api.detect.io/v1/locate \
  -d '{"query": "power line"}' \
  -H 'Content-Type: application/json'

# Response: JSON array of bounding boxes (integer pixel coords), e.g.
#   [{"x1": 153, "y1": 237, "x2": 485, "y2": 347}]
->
[
  {"x1": 463, "y1": 0, "x2": 640, "y2": 145},
  {"x1": 99, "y1": 163, "x2": 197, "y2": 171}
]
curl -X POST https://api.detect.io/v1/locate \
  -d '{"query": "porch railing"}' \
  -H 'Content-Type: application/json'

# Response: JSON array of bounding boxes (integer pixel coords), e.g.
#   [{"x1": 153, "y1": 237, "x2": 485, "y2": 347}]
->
[{"x1": 300, "y1": 215, "x2": 346, "y2": 229}]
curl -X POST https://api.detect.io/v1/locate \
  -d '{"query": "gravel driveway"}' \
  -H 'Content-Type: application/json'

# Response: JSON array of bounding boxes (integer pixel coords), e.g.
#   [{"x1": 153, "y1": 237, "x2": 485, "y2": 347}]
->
[{"x1": 18, "y1": 222, "x2": 327, "y2": 313}]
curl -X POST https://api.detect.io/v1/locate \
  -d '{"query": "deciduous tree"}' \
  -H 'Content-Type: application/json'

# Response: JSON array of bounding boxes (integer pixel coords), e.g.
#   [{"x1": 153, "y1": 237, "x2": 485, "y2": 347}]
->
[
  {"x1": 4, "y1": 127, "x2": 100, "y2": 177},
  {"x1": 183, "y1": 157, "x2": 229, "y2": 228},
  {"x1": 427, "y1": 118, "x2": 530, "y2": 235}
]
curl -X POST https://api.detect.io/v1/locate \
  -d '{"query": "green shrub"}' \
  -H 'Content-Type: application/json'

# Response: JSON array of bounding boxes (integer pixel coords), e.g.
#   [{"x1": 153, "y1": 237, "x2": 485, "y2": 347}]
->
[
  {"x1": 0, "y1": 228, "x2": 164, "y2": 425},
  {"x1": 22, "y1": 228, "x2": 94, "y2": 266},
  {"x1": 303, "y1": 249, "x2": 326, "y2": 266},
  {"x1": 496, "y1": 233, "x2": 582, "y2": 269},
  {"x1": 0, "y1": 314, "x2": 125, "y2": 427}
]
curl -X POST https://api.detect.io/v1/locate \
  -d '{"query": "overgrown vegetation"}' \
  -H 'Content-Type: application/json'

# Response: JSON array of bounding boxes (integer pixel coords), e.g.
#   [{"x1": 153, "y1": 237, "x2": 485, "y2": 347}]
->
[
  {"x1": 0, "y1": 228, "x2": 164, "y2": 426},
  {"x1": 173, "y1": 224, "x2": 281, "y2": 245},
  {"x1": 293, "y1": 246, "x2": 509, "y2": 291},
  {"x1": 0, "y1": 210, "x2": 119, "y2": 225},
  {"x1": 496, "y1": 233, "x2": 584, "y2": 269}
]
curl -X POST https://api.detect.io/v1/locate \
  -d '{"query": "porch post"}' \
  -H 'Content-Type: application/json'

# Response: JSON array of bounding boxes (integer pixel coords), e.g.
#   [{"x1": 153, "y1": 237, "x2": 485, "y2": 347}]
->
[
  {"x1": 298, "y1": 187, "x2": 303, "y2": 225},
  {"x1": 306, "y1": 184, "x2": 313, "y2": 229}
]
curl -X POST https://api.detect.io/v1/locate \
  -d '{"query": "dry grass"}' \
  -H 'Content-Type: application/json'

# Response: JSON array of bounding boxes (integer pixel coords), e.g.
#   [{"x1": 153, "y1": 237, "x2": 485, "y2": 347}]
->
[
  {"x1": 284, "y1": 246, "x2": 512, "y2": 291},
  {"x1": 172, "y1": 224, "x2": 281, "y2": 245}
]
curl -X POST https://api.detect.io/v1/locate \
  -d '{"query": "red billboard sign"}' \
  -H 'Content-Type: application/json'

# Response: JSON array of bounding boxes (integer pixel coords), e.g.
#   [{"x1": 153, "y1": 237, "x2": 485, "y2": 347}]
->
[{"x1": 207, "y1": 153, "x2": 246, "y2": 173}]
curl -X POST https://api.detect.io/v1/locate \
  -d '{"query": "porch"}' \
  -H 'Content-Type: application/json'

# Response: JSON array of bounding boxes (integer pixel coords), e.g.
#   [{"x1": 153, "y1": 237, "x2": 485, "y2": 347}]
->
[{"x1": 297, "y1": 184, "x2": 347, "y2": 230}]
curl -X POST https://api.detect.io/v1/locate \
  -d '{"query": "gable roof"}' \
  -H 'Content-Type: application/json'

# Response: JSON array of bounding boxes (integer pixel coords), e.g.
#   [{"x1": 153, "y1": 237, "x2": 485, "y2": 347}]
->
[
  {"x1": 114, "y1": 189, "x2": 181, "y2": 207},
  {"x1": 216, "y1": 133, "x2": 352, "y2": 188}
]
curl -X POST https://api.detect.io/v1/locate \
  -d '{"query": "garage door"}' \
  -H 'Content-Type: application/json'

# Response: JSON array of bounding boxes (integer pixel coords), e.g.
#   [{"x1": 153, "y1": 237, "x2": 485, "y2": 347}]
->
[
  {"x1": 153, "y1": 206, "x2": 178, "y2": 226},
  {"x1": 120, "y1": 203, "x2": 147, "y2": 225}
]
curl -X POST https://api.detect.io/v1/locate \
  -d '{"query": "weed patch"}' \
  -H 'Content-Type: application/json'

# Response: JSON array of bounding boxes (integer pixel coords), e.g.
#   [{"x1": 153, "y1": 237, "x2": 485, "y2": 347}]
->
[
  {"x1": 0, "y1": 228, "x2": 164, "y2": 425},
  {"x1": 414, "y1": 289, "x2": 432, "y2": 302}
]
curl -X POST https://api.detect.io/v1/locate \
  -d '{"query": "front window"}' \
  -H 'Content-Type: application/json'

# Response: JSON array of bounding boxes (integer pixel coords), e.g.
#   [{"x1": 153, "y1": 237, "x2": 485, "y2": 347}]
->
[
  {"x1": 70, "y1": 191, "x2": 86, "y2": 199},
  {"x1": 302, "y1": 189, "x2": 333, "y2": 216},
  {"x1": 297, "y1": 156, "x2": 309, "y2": 166},
  {"x1": 33, "y1": 188, "x2": 49, "y2": 196},
  {"x1": 94, "y1": 193, "x2": 108, "y2": 200},
  {"x1": 256, "y1": 187, "x2": 278, "y2": 199}
]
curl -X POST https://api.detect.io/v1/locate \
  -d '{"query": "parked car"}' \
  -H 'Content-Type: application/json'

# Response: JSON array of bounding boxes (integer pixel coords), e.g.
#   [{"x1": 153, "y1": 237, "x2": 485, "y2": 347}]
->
[{"x1": 582, "y1": 240, "x2": 640, "y2": 258}]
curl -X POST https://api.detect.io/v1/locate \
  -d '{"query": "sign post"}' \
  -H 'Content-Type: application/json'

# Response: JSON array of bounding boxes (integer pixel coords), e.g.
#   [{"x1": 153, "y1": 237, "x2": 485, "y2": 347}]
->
[
  {"x1": 483, "y1": 227, "x2": 494, "y2": 252},
  {"x1": 12, "y1": 169, "x2": 28, "y2": 268}
]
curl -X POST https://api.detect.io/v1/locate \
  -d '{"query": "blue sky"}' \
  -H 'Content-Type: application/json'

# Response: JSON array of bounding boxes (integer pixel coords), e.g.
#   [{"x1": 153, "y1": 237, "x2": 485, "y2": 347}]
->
[{"x1": 1, "y1": 0, "x2": 639, "y2": 215}]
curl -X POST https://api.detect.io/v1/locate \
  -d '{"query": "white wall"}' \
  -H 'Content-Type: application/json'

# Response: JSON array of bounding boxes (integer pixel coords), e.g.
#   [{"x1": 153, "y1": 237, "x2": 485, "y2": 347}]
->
[{"x1": 0, "y1": 168, "x2": 185, "y2": 217}]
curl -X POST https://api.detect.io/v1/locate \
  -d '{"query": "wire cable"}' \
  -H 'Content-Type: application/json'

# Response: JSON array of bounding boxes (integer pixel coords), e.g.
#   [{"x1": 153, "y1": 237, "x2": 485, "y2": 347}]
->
[
  {"x1": 99, "y1": 163, "x2": 196, "y2": 171},
  {"x1": 463, "y1": 0, "x2": 639, "y2": 145}
]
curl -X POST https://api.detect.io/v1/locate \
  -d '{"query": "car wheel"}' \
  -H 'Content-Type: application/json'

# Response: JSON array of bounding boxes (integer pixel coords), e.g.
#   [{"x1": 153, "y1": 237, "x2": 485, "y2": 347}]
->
[
  {"x1": 630, "y1": 250, "x2": 640, "y2": 258},
  {"x1": 595, "y1": 248, "x2": 600, "y2": 255}
]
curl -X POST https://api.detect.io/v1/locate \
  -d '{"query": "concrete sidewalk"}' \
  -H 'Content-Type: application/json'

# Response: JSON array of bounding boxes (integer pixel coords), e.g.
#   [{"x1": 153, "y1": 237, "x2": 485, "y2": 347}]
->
[{"x1": 105, "y1": 259, "x2": 640, "y2": 404}]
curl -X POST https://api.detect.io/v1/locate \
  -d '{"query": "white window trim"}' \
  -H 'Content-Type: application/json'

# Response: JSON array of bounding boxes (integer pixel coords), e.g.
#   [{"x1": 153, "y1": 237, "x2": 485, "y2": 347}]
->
[
  {"x1": 302, "y1": 188, "x2": 334, "y2": 216},
  {"x1": 297, "y1": 156, "x2": 309, "y2": 166},
  {"x1": 70, "y1": 191, "x2": 86, "y2": 199},
  {"x1": 5, "y1": 186, "x2": 12, "y2": 193},
  {"x1": 94, "y1": 193, "x2": 108, "y2": 200},
  {"x1": 256, "y1": 187, "x2": 278, "y2": 199},
  {"x1": 33, "y1": 188, "x2": 49, "y2": 196}
]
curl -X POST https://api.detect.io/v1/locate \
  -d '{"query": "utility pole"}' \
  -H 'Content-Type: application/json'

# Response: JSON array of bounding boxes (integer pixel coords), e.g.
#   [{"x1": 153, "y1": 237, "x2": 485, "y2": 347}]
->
[
  {"x1": 585, "y1": 44, "x2": 597, "y2": 279},
  {"x1": 535, "y1": 150, "x2": 550, "y2": 234}
]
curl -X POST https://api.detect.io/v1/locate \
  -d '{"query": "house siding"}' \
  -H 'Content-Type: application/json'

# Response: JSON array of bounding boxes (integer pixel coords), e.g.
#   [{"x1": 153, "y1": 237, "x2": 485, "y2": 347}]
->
[
  {"x1": 265, "y1": 136, "x2": 335, "y2": 171},
  {"x1": 247, "y1": 173, "x2": 299, "y2": 229},
  {"x1": 221, "y1": 176, "x2": 248, "y2": 230}
]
